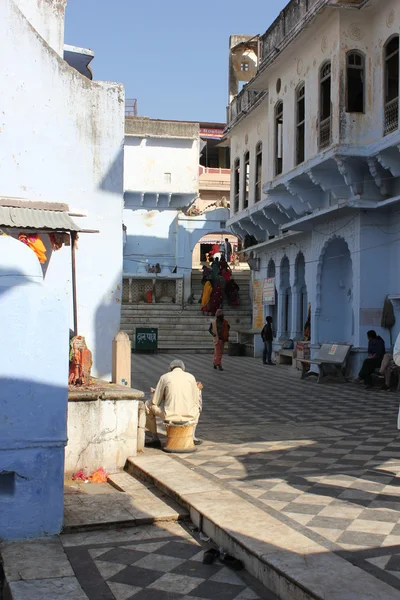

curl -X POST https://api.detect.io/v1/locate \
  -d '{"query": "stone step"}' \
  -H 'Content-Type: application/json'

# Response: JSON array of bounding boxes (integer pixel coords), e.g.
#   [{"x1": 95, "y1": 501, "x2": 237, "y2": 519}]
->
[{"x1": 125, "y1": 455, "x2": 393, "y2": 600}]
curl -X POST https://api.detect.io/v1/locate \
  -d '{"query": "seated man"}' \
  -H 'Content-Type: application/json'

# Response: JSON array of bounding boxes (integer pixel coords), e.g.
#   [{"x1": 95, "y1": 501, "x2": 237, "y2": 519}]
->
[
  {"x1": 145, "y1": 359, "x2": 201, "y2": 448},
  {"x1": 379, "y1": 331, "x2": 400, "y2": 391},
  {"x1": 358, "y1": 330, "x2": 386, "y2": 389}
]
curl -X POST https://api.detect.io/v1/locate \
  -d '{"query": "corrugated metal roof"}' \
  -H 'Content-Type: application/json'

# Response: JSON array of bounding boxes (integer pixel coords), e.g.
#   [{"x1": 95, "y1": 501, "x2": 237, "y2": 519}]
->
[{"x1": 0, "y1": 206, "x2": 81, "y2": 231}]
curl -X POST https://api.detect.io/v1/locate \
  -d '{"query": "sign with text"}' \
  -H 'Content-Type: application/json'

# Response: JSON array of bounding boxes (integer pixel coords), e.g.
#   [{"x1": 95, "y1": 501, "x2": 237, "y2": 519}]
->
[
  {"x1": 263, "y1": 278, "x2": 276, "y2": 305},
  {"x1": 200, "y1": 128, "x2": 224, "y2": 140},
  {"x1": 252, "y1": 280, "x2": 264, "y2": 329},
  {"x1": 135, "y1": 328, "x2": 158, "y2": 352}
]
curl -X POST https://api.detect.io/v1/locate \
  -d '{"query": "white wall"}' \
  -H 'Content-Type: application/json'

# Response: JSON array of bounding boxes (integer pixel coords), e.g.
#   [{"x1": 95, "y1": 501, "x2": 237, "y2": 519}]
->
[
  {"x1": 124, "y1": 136, "x2": 199, "y2": 194},
  {"x1": 230, "y1": 99, "x2": 269, "y2": 215},
  {"x1": 15, "y1": 0, "x2": 66, "y2": 55},
  {"x1": 1, "y1": 0, "x2": 125, "y2": 379}
]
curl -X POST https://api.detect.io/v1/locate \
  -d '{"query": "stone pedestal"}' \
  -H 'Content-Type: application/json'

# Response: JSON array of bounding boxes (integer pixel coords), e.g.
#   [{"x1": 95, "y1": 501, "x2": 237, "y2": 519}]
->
[{"x1": 112, "y1": 331, "x2": 131, "y2": 387}]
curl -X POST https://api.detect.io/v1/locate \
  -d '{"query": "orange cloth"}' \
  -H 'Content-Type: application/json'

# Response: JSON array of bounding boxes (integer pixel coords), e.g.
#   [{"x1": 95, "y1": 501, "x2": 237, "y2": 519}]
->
[
  {"x1": 18, "y1": 233, "x2": 47, "y2": 264},
  {"x1": 201, "y1": 281, "x2": 212, "y2": 307}
]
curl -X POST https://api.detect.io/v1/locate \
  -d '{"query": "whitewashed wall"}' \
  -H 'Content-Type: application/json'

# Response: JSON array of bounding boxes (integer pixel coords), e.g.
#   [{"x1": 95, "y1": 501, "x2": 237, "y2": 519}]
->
[
  {"x1": 124, "y1": 136, "x2": 199, "y2": 195},
  {"x1": 2, "y1": 0, "x2": 125, "y2": 379}
]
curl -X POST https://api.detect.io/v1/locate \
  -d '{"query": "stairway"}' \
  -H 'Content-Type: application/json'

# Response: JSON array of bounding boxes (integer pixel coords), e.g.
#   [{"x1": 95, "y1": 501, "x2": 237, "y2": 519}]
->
[{"x1": 121, "y1": 270, "x2": 252, "y2": 353}]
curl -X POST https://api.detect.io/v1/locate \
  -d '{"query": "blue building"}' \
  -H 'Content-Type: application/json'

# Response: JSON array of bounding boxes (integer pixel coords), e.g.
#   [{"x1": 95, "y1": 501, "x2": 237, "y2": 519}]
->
[{"x1": 226, "y1": 0, "x2": 400, "y2": 373}]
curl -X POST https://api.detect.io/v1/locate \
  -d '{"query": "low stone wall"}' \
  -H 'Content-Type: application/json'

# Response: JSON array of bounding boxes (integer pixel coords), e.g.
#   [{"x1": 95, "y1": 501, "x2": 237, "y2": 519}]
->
[{"x1": 65, "y1": 385, "x2": 145, "y2": 477}]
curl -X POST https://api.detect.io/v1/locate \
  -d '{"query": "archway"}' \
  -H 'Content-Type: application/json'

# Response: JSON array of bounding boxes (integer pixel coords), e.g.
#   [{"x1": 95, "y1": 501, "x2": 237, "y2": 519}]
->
[
  {"x1": 317, "y1": 237, "x2": 353, "y2": 343},
  {"x1": 294, "y1": 252, "x2": 307, "y2": 339},
  {"x1": 266, "y1": 259, "x2": 277, "y2": 327},
  {"x1": 280, "y1": 256, "x2": 292, "y2": 339},
  {"x1": 192, "y1": 232, "x2": 239, "y2": 267}
]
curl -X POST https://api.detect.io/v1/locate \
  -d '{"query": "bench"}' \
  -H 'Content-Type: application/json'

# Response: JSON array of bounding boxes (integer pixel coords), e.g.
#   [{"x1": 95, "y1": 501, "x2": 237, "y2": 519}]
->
[
  {"x1": 276, "y1": 349, "x2": 294, "y2": 366},
  {"x1": 298, "y1": 343, "x2": 352, "y2": 384}
]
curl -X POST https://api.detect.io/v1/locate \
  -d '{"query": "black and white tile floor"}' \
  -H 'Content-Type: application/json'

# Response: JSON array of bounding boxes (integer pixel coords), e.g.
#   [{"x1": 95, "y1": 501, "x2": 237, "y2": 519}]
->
[
  {"x1": 132, "y1": 353, "x2": 400, "y2": 593},
  {"x1": 63, "y1": 522, "x2": 267, "y2": 600}
]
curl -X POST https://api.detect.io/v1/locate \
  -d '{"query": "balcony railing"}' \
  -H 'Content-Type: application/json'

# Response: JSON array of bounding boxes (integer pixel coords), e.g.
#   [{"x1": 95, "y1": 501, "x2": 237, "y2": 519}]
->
[
  {"x1": 319, "y1": 116, "x2": 332, "y2": 150},
  {"x1": 234, "y1": 194, "x2": 239, "y2": 214},
  {"x1": 384, "y1": 97, "x2": 399, "y2": 136},
  {"x1": 199, "y1": 167, "x2": 230, "y2": 175},
  {"x1": 228, "y1": 89, "x2": 264, "y2": 125}
]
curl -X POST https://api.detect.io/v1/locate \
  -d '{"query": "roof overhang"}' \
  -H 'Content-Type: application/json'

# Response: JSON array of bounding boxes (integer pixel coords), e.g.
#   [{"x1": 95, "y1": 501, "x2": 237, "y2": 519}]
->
[
  {"x1": 63, "y1": 45, "x2": 94, "y2": 80},
  {"x1": 0, "y1": 198, "x2": 92, "y2": 232}
]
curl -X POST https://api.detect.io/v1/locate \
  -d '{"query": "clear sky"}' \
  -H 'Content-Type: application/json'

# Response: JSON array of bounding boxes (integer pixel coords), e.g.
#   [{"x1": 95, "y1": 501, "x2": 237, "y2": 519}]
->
[{"x1": 64, "y1": 0, "x2": 287, "y2": 124}]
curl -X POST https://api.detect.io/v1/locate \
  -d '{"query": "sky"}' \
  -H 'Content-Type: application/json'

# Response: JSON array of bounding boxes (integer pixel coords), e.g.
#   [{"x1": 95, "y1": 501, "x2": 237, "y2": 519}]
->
[{"x1": 64, "y1": 0, "x2": 288, "y2": 124}]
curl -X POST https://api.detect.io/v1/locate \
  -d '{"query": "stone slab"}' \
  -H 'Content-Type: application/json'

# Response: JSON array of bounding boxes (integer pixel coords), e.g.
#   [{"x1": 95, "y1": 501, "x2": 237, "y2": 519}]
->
[
  {"x1": 127, "y1": 454, "x2": 400, "y2": 600},
  {"x1": 1, "y1": 538, "x2": 74, "y2": 582},
  {"x1": 6, "y1": 577, "x2": 88, "y2": 600}
]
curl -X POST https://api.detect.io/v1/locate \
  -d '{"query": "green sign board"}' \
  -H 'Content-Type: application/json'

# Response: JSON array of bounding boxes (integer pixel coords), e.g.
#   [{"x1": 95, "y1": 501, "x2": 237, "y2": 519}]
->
[{"x1": 135, "y1": 328, "x2": 158, "y2": 352}]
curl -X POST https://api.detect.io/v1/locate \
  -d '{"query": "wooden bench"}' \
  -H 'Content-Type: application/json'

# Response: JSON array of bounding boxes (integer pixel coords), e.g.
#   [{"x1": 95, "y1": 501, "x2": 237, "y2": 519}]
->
[
  {"x1": 298, "y1": 343, "x2": 352, "y2": 384},
  {"x1": 163, "y1": 421, "x2": 196, "y2": 454}
]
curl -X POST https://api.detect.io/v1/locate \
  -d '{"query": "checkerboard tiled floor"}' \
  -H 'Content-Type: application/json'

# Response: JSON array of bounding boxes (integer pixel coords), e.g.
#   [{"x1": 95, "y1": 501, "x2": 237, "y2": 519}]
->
[
  {"x1": 132, "y1": 353, "x2": 400, "y2": 592},
  {"x1": 63, "y1": 522, "x2": 265, "y2": 600}
]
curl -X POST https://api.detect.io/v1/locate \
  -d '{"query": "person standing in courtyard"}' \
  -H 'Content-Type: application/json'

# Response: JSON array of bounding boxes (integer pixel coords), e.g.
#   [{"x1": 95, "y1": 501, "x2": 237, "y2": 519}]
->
[
  {"x1": 357, "y1": 330, "x2": 386, "y2": 388},
  {"x1": 209, "y1": 309, "x2": 230, "y2": 371},
  {"x1": 224, "y1": 238, "x2": 232, "y2": 262},
  {"x1": 261, "y1": 316, "x2": 274, "y2": 365},
  {"x1": 145, "y1": 360, "x2": 201, "y2": 448}
]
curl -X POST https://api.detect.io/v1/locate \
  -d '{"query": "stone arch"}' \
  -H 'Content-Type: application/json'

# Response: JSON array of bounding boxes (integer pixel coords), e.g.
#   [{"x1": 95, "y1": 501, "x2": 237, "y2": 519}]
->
[
  {"x1": 294, "y1": 252, "x2": 308, "y2": 338},
  {"x1": 279, "y1": 255, "x2": 292, "y2": 339},
  {"x1": 316, "y1": 236, "x2": 353, "y2": 343},
  {"x1": 266, "y1": 259, "x2": 277, "y2": 325}
]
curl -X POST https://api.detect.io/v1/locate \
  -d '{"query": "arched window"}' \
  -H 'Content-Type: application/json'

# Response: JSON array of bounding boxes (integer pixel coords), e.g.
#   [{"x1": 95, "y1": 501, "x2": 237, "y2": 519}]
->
[
  {"x1": 233, "y1": 158, "x2": 240, "y2": 213},
  {"x1": 296, "y1": 83, "x2": 305, "y2": 165},
  {"x1": 346, "y1": 51, "x2": 365, "y2": 113},
  {"x1": 275, "y1": 101, "x2": 283, "y2": 175},
  {"x1": 255, "y1": 142, "x2": 262, "y2": 203},
  {"x1": 384, "y1": 35, "x2": 399, "y2": 135},
  {"x1": 243, "y1": 151, "x2": 250, "y2": 209},
  {"x1": 319, "y1": 61, "x2": 332, "y2": 149}
]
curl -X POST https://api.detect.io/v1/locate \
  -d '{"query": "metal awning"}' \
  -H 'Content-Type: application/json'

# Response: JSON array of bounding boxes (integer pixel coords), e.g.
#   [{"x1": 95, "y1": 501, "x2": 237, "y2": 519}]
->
[
  {"x1": 0, "y1": 198, "x2": 86, "y2": 232},
  {"x1": 0, "y1": 205, "x2": 82, "y2": 231}
]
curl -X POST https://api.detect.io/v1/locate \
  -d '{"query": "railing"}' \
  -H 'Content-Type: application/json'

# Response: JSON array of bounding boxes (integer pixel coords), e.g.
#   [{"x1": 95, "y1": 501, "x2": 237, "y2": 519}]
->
[
  {"x1": 228, "y1": 89, "x2": 264, "y2": 125},
  {"x1": 199, "y1": 167, "x2": 231, "y2": 175},
  {"x1": 319, "y1": 116, "x2": 332, "y2": 150},
  {"x1": 125, "y1": 99, "x2": 138, "y2": 117},
  {"x1": 384, "y1": 97, "x2": 399, "y2": 136}
]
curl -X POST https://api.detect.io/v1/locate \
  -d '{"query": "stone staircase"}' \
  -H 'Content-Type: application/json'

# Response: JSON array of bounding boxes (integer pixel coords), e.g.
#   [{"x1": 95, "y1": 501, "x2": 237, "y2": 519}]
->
[{"x1": 121, "y1": 270, "x2": 252, "y2": 353}]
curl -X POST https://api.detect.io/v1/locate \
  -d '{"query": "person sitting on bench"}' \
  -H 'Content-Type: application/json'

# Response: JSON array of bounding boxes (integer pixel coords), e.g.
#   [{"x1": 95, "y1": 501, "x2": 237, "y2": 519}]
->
[
  {"x1": 358, "y1": 330, "x2": 386, "y2": 389},
  {"x1": 145, "y1": 359, "x2": 201, "y2": 448}
]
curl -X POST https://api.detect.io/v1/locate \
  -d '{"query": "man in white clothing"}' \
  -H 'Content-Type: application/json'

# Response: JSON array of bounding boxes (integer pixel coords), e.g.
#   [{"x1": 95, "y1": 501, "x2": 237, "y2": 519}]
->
[{"x1": 145, "y1": 360, "x2": 201, "y2": 448}]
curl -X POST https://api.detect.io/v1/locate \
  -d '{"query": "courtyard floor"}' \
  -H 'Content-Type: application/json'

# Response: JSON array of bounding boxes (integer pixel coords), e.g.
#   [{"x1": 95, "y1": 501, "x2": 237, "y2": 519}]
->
[{"x1": 132, "y1": 352, "x2": 400, "y2": 595}]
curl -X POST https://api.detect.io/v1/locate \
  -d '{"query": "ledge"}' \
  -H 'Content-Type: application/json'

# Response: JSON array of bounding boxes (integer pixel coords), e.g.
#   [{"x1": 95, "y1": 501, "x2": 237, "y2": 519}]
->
[{"x1": 68, "y1": 380, "x2": 144, "y2": 402}]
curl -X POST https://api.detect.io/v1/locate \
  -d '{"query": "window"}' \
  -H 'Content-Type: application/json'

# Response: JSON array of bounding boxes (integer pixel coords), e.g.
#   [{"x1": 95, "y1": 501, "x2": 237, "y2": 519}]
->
[
  {"x1": 319, "y1": 61, "x2": 332, "y2": 150},
  {"x1": 241, "y1": 62, "x2": 249, "y2": 72},
  {"x1": 164, "y1": 173, "x2": 171, "y2": 184},
  {"x1": 275, "y1": 101, "x2": 283, "y2": 175},
  {"x1": 384, "y1": 35, "x2": 399, "y2": 135},
  {"x1": 243, "y1": 152, "x2": 250, "y2": 209},
  {"x1": 346, "y1": 51, "x2": 365, "y2": 113},
  {"x1": 234, "y1": 159, "x2": 240, "y2": 213},
  {"x1": 296, "y1": 84, "x2": 305, "y2": 165},
  {"x1": 255, "y1": 142, "x2": 262, "y2": 203}
]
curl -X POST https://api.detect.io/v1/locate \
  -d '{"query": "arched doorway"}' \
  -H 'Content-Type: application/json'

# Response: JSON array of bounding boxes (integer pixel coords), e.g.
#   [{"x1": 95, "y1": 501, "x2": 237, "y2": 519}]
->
[
  {"x1": 280, "y1": 256, "x2": 292, "y2": 339},
  {"x1": 294, "y1": 252, "x2": 307, "y2": 339},
  {"x1": 192, "y1": 233, "x2": 238, "y2": 267},
  {"x1": 317, "y1": 237, "x2": 353, "y2": 343},
  {"x1": 266, "y1": 259, "x2": 277, "y2": 327}
]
